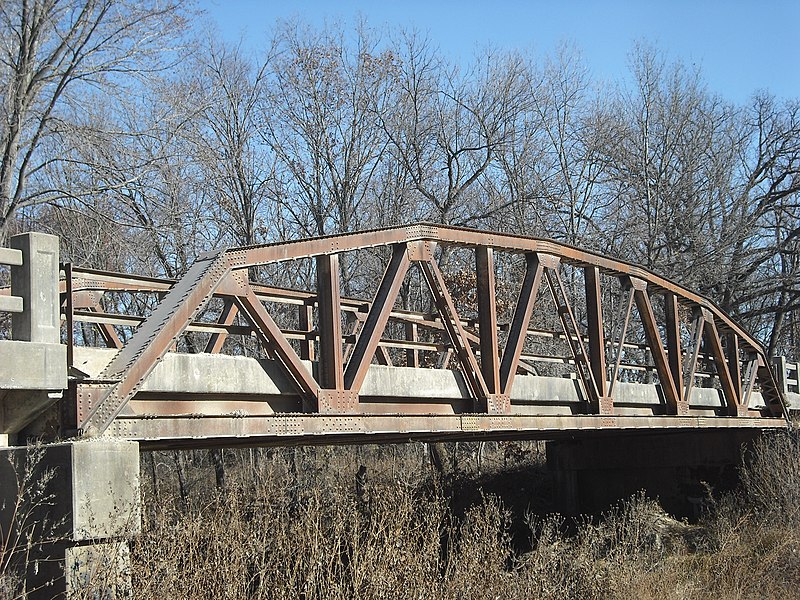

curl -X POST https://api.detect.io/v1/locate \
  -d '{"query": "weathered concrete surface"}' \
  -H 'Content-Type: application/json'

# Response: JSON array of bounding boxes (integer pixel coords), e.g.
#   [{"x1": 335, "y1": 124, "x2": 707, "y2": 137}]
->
[
  {"x1": 0, "y1": 440, "x2": 140, "y2": 599},
  {"x1": 786, "y1": 392, "x2": 800, "y2": 410},
  {"x1": 0, "y1": 340, "x2": 66, "y2": 433},
  {"x1": 73, "y1": 347, "x2": 768, "y2": 413},
  {"x1": 0, "y1": 340, "x2": 66, "y2": 436},
  {"x1": 0, "y1": 340, "x2": 66, "y2": 390},
  {"x1": 547, "y1": 429, "x2": 761, "y2": 517},
  {"x1": 23, "y1": 541, "x2": 131, "y2": 600},
  {"x1": 1, "y1": 232, "x2": 66, "y2": 436},
  {"x1": 0, "y1": 390, "x2": 62, "y2": 436},
  {"x1": 10, "y1": 233, "x2": 60, "y2": 344}
]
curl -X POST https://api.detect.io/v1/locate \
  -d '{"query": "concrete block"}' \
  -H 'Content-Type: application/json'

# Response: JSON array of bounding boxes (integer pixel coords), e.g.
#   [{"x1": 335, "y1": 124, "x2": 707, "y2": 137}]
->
[
  {"x1": 0, "y1": 390, "x2": 61, "y2": 434},
  {"x1": 361, "y1": 364, "x2": 469, "y2": 399},
  {"x1": 547, "y1": 430, "x2": 761, "y2": 517},
  {"x1": 10, "y1": 233, "x2": 60, "y2": 344},
  {"x1": 0, "y1": 340, "x2": 67, "y2": 389},
  {"x1": 0, "y1": 440, "x2": 141, "y2": 543},
  {"x1": 25, "y1": 540, "x2": 131, "y2": 600}
]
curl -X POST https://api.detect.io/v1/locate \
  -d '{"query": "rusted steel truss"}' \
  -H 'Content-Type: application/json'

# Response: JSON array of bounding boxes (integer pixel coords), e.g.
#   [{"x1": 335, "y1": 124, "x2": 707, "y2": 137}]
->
[{"x1": 60, "y1": 223, "x2": 788, "y2": 442}]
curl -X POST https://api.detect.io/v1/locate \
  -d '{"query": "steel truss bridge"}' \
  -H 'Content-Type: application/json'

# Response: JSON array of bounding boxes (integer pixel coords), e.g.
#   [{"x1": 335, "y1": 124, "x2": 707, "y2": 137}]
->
[
  {"x1": 3, "y1": 224, "x2": 796, "y2": 600},
  {"x1": 2, "y1": 224, "x2": 794, "y2": 447},
  {"x1": 39, "y1": 222, "x2": 788, "y2": 449}
]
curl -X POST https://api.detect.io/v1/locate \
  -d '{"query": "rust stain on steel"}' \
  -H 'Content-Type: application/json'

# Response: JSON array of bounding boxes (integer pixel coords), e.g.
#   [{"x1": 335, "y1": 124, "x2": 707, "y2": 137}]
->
[{"x1": 61, "y1": 223, "x2": 790, "y2": 443}]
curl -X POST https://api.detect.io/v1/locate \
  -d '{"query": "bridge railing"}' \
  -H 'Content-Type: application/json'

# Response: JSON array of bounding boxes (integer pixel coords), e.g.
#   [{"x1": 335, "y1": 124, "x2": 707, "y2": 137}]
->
[
  {"x1": 0, "y1": 233, "x2": 61, "y2": 343},
  {"x1": 56, "y1": 223, "x2": 791, "y2": 441},
  {"x1": 0, "y1": 233, "x2": 66, "y2": 440},
  {"x1": 772, "y1": 357, "x2": 800, "y2": 409},
  {"x1": 0, "y1": 243, "x2": 24, "y2": 323},
  {"x1": 61, "y1": 266, "x2": 742, "y2": 388}
]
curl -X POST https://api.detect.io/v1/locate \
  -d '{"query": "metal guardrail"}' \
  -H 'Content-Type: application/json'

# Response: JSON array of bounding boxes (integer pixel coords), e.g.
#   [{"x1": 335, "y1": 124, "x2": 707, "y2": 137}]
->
[{"x1": 774, "y1": 357, "x2": 800, "y2": 395}]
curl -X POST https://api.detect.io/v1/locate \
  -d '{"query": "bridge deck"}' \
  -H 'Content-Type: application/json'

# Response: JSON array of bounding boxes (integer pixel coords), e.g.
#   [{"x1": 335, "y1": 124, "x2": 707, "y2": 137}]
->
[{"x1": 72, "y1": 347, "x2": 787, "y2": 448}]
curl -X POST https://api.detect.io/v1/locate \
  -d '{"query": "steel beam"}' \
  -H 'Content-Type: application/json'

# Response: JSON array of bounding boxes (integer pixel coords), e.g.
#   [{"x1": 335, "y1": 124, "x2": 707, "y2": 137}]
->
[
  {"x1": 79, "y1": 250, "x2": 233, "y2": 435},
  {"x1": 664, "y1": 293, "x2": 683, "y2": 398},
  {"x1": 584, "y1": 266, "x2": 607, "y2": 403},
  {"x1": 629, "y1": 279, "x2": 681, "y2": 413},
  {"x1": 204, "y1": 298, "x2": 238, "y2": 354},
  {"x1": 476, "y1": 247, "x2": 500, "y2": 395},
  {"x1": 316, "y1": 254, "x2": 344, "y2": 391},
  {"x1": 420, "y1": 258, "x2": 490, "y2": 406},
  {"x1": 500, "y1": 253, "x2": 543, "y2": 396},
  {"x1": 235, "y1": 285, "x2": 319, "y2": 410},
  {"x1": 704, "y1": 314, "x2": 742, "y2": 416},
  {"x1": 54, "y1": 222, "x2": 788, "y2": 441},
  {"x1": 344, "y1": 244, "x2": 410, "y2": 392}
]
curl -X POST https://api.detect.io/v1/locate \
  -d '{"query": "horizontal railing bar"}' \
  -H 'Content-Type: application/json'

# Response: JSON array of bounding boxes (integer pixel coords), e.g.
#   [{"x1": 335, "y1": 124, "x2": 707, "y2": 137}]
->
[
  {"x1": 0, "y1": 247, "x2": 23, "y2": 266},
  {"x1": 0, "y1": 294, "x2": 23, "y2": 313}
]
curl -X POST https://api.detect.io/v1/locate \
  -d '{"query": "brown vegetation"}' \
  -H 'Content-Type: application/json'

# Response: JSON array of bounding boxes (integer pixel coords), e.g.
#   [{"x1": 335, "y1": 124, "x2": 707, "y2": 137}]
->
[
  {"x1": 3, "y1": 434, "x2": 800, "y2": 598},
  {"x1": 121, "y1": 433, "x2": 800, "y2": 600}
]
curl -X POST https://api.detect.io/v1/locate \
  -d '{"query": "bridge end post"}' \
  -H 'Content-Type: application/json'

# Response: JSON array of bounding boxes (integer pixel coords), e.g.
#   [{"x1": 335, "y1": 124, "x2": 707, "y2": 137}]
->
[
  {"x1": 10, "y1": 232, "x2": 60, "y2": 344},
  {"x1": 0, "y1": 439, "x2": 140, "y2": 599},
  {"x1": 1, "y1": 232, "x2": 66, "y2": 441}
]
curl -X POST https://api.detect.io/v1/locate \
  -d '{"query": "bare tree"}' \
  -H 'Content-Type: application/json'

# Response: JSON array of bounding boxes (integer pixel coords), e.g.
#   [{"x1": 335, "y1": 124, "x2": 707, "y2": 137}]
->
[
  {"x1": 0, "y1": 0, "x2": 190, "y2": 243},
  {"x1": 259, "y1": 21, "x2": 395, "y2": 240},
  {"x1": 195, "y1": 41, "x2": 278, "y2": 247},
  {"x1": 381, "y1": 32, "x2": 530, "y2": 226},
  {"x1": 496, "y1": 44, "x2": 609, "y2": 245},
  {"x1": 719, "y1": 95, "x2": 800, "y2": 355}
]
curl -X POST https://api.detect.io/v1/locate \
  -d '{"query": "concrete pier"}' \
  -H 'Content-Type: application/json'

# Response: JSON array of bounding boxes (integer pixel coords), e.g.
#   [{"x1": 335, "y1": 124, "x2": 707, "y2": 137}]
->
[
  {"x1": 0, "y1": 440, "x2": 140, "y2": 599},
  {"x1": 547, "y1": 429, "x2": 761, "y2": 516}
]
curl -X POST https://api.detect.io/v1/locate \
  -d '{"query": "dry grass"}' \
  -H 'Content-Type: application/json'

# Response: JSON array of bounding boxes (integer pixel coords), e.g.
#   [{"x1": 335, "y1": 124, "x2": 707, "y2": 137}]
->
[
  {"x1": 5, "y1": 434, "x2": 800, "y2": 599},
  {"x1": 126, "y1": 434, "x2": 800, "y2": 599}
]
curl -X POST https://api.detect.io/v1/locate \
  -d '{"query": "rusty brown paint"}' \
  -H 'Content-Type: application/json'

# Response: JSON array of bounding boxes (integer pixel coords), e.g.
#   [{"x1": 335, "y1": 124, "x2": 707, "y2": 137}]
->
[
  {"x1": 476, "y1": 247, "x2": 501, "y2": 395},
  {"x1": 500, "y1": 253, "x2": 543, "y2": 396},
  {"x1": 59, "y1": 223, "x2": 788, "y2": 441},
  {"x1": 344, "y1": 244, "x2": 410, "y2": 392}
]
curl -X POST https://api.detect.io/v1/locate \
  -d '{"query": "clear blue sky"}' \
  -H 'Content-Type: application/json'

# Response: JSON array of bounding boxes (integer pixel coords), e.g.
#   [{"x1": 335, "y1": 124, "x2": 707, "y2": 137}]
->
[{"x1": 199, "y1": 0, "x2": 799, "y2": 105}]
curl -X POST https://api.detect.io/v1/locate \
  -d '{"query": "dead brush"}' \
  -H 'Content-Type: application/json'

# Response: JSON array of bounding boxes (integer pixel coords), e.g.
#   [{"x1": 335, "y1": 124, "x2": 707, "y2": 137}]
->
[{"x1": 126, "y1": 434, "x2": 800, "y2": 600}]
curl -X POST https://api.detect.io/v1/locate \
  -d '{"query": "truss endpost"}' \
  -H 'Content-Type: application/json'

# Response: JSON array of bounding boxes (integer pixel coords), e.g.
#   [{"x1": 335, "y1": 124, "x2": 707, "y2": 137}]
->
[{"x1": 80, "y1": 249, "x2": 233, "y2": 435}]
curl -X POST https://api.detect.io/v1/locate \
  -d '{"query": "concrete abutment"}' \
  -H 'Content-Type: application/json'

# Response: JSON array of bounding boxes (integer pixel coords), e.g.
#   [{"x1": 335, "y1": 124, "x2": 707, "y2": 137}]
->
[
  {"x1": 0, "y1": 439, "x2": 140, "y2": 599},
  {"x1": 547, "y1": 429, "x2": 761, "y2": 517}
]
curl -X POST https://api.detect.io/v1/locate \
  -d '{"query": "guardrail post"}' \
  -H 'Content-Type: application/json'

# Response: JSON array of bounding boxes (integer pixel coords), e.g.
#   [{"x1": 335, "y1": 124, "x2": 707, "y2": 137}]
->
[
  {"x1": 10, "y1": 232, "x2": 60, "y2": 343},
  {"x1": 773, "y1": 356, "x2": 789, "y2": 396},
  {"x1": 794, "y1": 362, "x2": 800, "y2": 394}
]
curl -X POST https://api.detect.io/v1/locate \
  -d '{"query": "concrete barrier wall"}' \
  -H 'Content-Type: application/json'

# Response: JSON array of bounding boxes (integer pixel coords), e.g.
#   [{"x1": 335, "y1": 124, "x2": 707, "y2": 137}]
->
[{"x1": 73, "y1": 347, "x2": 759, "y2": 414}]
